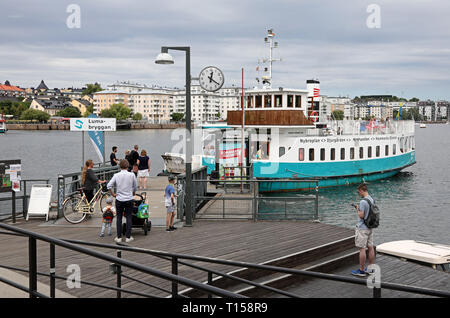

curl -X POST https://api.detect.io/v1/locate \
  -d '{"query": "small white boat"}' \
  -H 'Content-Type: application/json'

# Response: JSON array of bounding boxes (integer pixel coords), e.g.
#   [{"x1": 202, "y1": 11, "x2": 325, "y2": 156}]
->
[
  {"x1": 377, "y1": 240, "x2": 450, "y2": 272},
  {"x1": 161, "y1": 153, "x2": 206, "y2": 174},
  {"x1": 419, "y1": 123, "x2": 426, "y2": 128}
]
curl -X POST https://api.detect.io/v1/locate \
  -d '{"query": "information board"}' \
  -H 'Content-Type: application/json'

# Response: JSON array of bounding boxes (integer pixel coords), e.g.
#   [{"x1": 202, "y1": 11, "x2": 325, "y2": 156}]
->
[
  {"x1": 0, "y1": 160, "x2": 21, "y2": 193},
  {"x1": 70, "y1": 118, "x2": 116, "y2": 131},
  {"x1": 26, "y1": 184, "x2": 53, "y2": 221}
]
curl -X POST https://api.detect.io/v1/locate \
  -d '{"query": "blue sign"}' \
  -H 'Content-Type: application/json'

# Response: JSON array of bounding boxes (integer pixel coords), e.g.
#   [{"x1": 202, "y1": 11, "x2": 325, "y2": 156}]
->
[{"x1": 88, "y1": 114, "x2": 104, "y2": 162}]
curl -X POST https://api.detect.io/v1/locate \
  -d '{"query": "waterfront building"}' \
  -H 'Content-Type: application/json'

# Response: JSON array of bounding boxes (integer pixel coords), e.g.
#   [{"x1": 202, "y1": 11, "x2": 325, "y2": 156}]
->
[
  {"x1": 0, "y1": 81, "x2": 25, "y2": 98},
  {"x1": 94, "y1": 81, "x2": 241, "y2": 122},
  {"x1": 29, "y1": 98, "x2": 73, "y2": 116},
  {"x1": 71, "y1": 99, "x2": 91, "y2": 115}
]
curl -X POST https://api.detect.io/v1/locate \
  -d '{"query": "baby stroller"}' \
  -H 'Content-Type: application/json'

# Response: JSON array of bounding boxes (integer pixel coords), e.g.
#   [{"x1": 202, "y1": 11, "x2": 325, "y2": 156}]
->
[{"x1": 122, "y1": 192, "x2": 151, "y2": 236}]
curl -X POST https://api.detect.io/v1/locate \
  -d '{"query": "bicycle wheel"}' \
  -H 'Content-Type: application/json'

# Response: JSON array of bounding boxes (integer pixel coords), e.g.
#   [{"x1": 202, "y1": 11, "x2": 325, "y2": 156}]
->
[
  {"x1": 100, "y1": 192, "x2": 114, "y2": 211},
  {"x1": 63, "y1": 195, "x2": 87, "y2": 224}
]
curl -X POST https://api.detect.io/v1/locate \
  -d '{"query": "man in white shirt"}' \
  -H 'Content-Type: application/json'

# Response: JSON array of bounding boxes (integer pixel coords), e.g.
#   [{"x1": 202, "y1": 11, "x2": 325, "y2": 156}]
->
[{"x1": 107, "y1": 159, "x2": 138, "y2": 243}]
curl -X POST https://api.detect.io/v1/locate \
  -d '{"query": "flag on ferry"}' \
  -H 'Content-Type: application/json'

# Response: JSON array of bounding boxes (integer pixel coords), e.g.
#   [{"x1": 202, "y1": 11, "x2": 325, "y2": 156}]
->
[{"x1": 313, "y1": 88, "x2": 320, "y2": 98}]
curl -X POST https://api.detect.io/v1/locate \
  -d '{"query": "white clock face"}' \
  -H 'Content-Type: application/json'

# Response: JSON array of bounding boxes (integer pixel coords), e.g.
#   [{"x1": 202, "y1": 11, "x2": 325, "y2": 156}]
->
[{"x1": 199, "y1": 66, "x2": 224, "y2": 92}]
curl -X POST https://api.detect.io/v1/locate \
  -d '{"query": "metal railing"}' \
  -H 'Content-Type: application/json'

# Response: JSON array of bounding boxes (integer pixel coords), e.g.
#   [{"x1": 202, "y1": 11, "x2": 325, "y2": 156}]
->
[
  {"x1": 0, "y1": 223, "x2": 243, "y2": 298},
  {"x1": 57, "y1": 165, "x2": 120, "y2": 219},
  {"x1": 191, "y1": 179, "x2": 319, "y2": 221},
  {"x1": 0, "y1": 179, "x2": 50, "y2": 223},
  {"x1": 1, "y1": 224, "x2": 448, "y2": 299}
]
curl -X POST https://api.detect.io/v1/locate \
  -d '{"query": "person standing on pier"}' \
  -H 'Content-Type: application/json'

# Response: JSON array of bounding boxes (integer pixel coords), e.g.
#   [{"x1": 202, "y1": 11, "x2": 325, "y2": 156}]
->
[
  {"x1": 165, "y1": 176, "x2": 177, "y2": 232},
  {"x1": 352, "y1": 183, "x2": 376, "y2": 277},
  {"x1": 137, "y1": 149, "x2": 150, "y2": 189},
  {"x1": 107, "y1": 159, "x2": 138, "y2": 243},
  {"x1": 110, "y1": 146, "x2": 119, "y2": 166},
  {"x1": 81, "y1": 160, "x2": 106, "y2": 204}
]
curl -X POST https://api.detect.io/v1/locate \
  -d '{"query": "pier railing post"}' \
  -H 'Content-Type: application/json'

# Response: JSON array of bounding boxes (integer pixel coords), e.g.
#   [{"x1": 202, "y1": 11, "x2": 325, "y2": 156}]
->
[
  {"x1": 29, "y1": 237, "x2": 37, "y2": 298},
  {"x1": 314, "y1": 181, "x2": 319, "y2": 221},
  {"x1": 57, "y1": 175, "x2": 65, "y2": 219},
  {"x1": 207, "y1": 272, "x2": 213, "y2": 299},
  {"x1": 50, "y1": 243, "x2": 56, "y2": 298},
  {"x1": 11, "y1": 190, "x2": 16, "y2": 224},
  {"x1": 171, "y1": 256, "x2": 178, "y2": 298},
  {"x1": 116, "y1": 250, "x2": 122, "y2": 299},
  {"x1": 22, "y1": 181, "x2": 27, "y2": 219},
  {"x1": 373, "y1": 287, "x2": 381, "y2": 298}
]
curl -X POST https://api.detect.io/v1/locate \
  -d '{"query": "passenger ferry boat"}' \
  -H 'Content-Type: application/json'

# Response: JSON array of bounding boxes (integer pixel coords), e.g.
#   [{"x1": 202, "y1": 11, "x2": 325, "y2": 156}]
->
[
  {"x1": 162, "y1": 29, "x2": 416, "y2": 192},
  {"x1": 0, "y1": 115, "x2": 7, "y2": 133}
]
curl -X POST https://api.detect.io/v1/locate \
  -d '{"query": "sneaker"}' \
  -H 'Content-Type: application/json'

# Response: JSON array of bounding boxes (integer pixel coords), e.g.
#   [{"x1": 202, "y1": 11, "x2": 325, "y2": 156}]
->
[
  {"x1": 99, "y1": 234, "x2": 104, "y2": 237},
  {"x1": 166, "y1": 228, "x2": 173, "y2": 232},
  {"x1": 114, "y1": 237, "x2": 122, "y2": 243},
  {"x1": 365, "y1": 267, "x2": 375, "y2": 274},
  {"x1": 351, "y1": 269, "x2": 367, "y2": 277},
  {"x1": 125, "y1": 237, "x2": 134, "y2": 243},
  {"x1": 170, "y1": 226, "x2": 177, "y2": 231}
]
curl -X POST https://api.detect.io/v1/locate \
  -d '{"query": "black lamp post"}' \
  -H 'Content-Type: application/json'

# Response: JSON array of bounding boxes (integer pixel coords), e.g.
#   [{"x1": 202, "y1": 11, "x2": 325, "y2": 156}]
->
[{"x1": 155, "y1": 46, "x2": 193, "y2": 226}]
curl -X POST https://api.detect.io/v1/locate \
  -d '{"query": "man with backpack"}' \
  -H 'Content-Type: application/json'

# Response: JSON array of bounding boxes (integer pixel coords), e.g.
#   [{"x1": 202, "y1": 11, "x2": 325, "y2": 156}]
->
[{"x1": 352, "y1": 183, "x2": 378, "y2": 277}]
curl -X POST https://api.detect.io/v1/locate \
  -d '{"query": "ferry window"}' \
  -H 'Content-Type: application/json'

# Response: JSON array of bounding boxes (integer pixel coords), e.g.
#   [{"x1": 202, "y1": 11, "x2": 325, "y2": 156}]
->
[
  {"x1": 275, "y1": 95, "x2": 283, "y2": 108},
  {"x1": 385, "y1": 145, "x2": 389, "y2": 156},
  {"x1": 400, "y1": 138, "x2": 404, "y2": 153},
  {"x1": 330, "y1": 148, "x2": 335, "y2": 160},
  {"x1": 359, "y1": 147, "x2": 364, "y2": 159},
  {"x1": 264, "y1": 95, "x2": 272, "y2": 108},
  {"x1": 255, "y1": 95, "x2": 262, "y2": 108},
  {"x1": 393, "y1": 144, "x2": 396, "y2": 155},
  {"x1": 320, "y1": 148, "x2": 325, "y2": 161},
  {"x1": 376, "y1": 146, "x2": 380, "y2": 157},
  {"x1": 295, "y1": 95, "x2": 302, "y2": 108},
  {"x1": 412, "y1": 137, "x2": 415, "y2": 150},
  {"x1": 279, "y1": 147, "x2": 286, "y2": 157},
  {"x1": 368, "y1": 146, "x2": 372, "y2": 158},
  {"x1": 309, "y1": 148, "x2": 315, "y2": 161},
  {"x1": 287, "y1": 95, "x2": 294, "y2": 108},
  {"x1": 340, "y1": 148, "x2": 345, "y2": 160},
  {"x1": 350, "y1": 147, "x2": 355, "y2": 160},
  {"x1": 247, "y1": 96, "x2": 253, "y2": 108},
  {"x1": 299, "y1": 148, "x2": 305, "y2": 161}
]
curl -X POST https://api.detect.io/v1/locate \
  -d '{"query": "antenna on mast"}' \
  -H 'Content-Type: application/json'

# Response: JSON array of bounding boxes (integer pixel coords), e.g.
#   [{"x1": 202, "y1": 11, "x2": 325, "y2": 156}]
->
[{"x1": 256, "y1": 28, "x2": 281, "y2": 88}]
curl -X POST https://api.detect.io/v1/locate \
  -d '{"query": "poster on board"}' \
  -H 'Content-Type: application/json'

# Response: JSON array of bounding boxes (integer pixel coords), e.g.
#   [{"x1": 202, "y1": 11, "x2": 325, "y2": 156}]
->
[{"x1": 0, "y1": 160, "x2": 21, "y2": 193}]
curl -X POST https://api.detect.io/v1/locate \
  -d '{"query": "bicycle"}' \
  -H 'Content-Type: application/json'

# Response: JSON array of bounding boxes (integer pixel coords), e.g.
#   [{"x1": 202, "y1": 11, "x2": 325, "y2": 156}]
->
[{"x1": 63, "y1": 183, "x2": 113, "y2": 224}]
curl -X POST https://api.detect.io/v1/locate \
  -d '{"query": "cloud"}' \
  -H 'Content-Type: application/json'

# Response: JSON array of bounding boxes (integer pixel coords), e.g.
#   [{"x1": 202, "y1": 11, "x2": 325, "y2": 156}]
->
[{"x1": 0, "y1": 0, "x2": 449, "y2": 99}]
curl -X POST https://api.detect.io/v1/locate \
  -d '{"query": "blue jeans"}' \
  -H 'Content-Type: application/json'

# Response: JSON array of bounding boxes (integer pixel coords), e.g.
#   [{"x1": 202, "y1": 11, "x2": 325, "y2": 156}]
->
[
  {"x1": 116, "y1": 200, "x2": 133, "y2": 238},
  {"x1": 101, "y1": 222, "x2": 112, "y2": 236}
]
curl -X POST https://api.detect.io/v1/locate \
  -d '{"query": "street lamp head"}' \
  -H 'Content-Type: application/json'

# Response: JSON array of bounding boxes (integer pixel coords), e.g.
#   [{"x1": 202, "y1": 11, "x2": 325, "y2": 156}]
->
[{"x1": 155, "y1": 52, "x2": 174, "y2": 64}]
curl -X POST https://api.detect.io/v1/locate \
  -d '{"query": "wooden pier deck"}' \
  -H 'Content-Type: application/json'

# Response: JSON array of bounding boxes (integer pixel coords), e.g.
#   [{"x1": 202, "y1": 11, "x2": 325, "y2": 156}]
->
[{"x1": 0, "y1": 218, "x2": 448, "y2": 298}]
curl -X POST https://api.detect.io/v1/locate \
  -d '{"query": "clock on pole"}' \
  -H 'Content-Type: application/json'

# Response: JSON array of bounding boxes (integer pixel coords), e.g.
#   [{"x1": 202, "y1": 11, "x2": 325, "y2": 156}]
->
[{"x1": 198, "y1": 66, "x2": 224, "y2": 92}]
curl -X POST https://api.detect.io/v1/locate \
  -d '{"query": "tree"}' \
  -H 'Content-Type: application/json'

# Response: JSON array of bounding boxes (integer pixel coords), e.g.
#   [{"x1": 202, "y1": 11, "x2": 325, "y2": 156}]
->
[
  {"x1": 332, "y1": 110, "x2": 344, "y2": 120},
  {"x1": 101, "y1": 103, "x2": 131, "y2": 120},
  {"x1": 171, "y1": 112, "x2": 185, "y2": 122},
  {"x1": 1, "y1": 100, "x2": 31, "y2": 118},
  {"x1": 56, "y1": 107, "x2": 81, "y2": 118},
  {"x1": 83, "y1": 105, "x2": 95, "y2": 117},
  {"x1": 132, "y1": 112, "x2": 143, "y2": 121},
  {"x1": 409, "y1": 97, "x2": 419, "y2": 102},
  {"x1": 20, "y1": 109, "x2": 50, "y2": 122},
  {"x1": 83, "y1": 83, "x2": 102, "y2": 96}
]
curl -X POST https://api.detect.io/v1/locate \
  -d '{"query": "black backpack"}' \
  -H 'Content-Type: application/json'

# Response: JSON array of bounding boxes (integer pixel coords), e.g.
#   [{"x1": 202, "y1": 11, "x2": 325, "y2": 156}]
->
[{"x1": 363, "y1": 198, "x2": 380, "y2": 229}]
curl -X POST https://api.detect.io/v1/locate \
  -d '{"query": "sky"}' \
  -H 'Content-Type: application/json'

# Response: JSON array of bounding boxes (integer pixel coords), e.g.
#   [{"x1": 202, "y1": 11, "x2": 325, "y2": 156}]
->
[{"x1": 1, "y1": 0, "x2": 450, "y2": 100}]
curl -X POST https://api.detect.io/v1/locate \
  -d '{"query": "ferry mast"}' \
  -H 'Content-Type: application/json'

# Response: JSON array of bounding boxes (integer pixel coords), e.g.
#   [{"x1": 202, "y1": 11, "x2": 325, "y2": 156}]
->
[{"x1": 258, "y1": 28, "x2": 281, "y2": 88}]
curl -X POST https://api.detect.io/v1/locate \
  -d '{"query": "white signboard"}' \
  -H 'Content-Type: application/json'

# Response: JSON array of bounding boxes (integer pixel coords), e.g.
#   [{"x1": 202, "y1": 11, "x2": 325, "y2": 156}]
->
[
  {"x1": 26, "y1": 184, "x2": 53, "y2": 221},
  {"x1": 70, "y1": 118, "x2": 116, "y2": 131}
]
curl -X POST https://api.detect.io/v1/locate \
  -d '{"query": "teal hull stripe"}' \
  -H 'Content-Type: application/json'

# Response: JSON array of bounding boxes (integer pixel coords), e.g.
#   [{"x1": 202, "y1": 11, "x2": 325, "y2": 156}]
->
[{"x1": 253, "y1": 152, "x2": 415, "y2": 179}]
